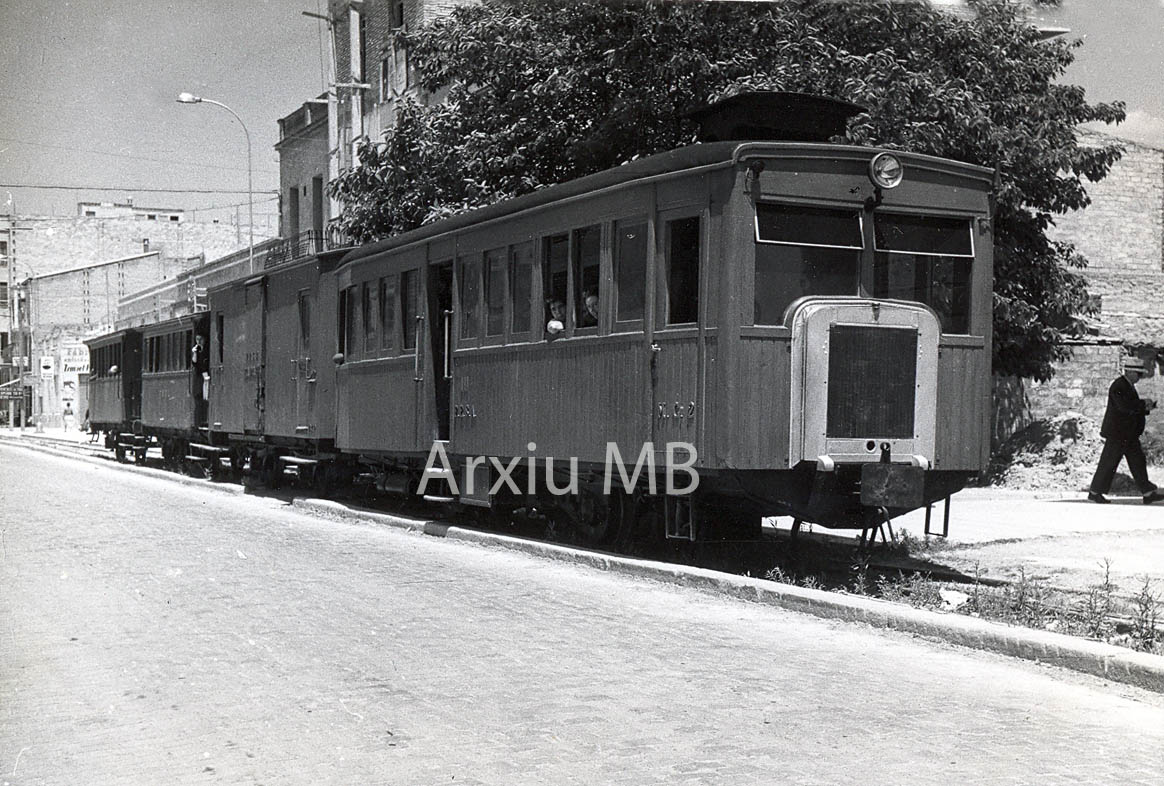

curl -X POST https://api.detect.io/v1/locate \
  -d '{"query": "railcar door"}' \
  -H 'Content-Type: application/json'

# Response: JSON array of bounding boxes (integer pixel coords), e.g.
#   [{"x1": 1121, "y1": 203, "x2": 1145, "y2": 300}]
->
[
  {"x1": 649, "y1": 212, "x2": 703, "y2": 463},
  {"x1": 427, "y1": 262, "x2": 454, "y2": 443},
  {"x1": 243, "y1": 278, "x2": 267, "y2": 434},
  {"x1": 293, "y1": 288, "x2": 316, "y2": 433}
]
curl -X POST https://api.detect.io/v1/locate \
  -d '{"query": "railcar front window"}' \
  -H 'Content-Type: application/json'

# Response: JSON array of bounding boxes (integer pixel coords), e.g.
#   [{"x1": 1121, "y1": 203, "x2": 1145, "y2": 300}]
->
[
  {"x1": 666, "y1": 216, "x2": 700, "y2": 325},
  {"x1": 873, "y1": 213, "x2": 973, "y2": 334},
  {"x1": 753, "y1": 204, "x2": 862, "y2": 325}
]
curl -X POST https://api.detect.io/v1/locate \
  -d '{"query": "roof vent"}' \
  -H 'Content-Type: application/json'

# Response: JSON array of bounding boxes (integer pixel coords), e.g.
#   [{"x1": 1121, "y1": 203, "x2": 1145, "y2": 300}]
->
[{"x1": 686, "y1": 91, "x2": 865, "y2": 143}]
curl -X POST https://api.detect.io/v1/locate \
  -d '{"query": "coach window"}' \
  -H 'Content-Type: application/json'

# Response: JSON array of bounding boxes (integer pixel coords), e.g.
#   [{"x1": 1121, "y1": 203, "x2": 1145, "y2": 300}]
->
[
  {"x1": 872, "y1": 213, "x2": 973, "y2": 334},
  {"x1": 509, "y1": 242, "x2": 533, "y2": 337},
  {"x1": 459, "y1": 255, "x2": 482, "y2": 342},
  {"x1": 543, "y1": 233, "x2": 569, "y2": 332},
  {"x1": 753, "y1": 204, "x2": 862, "y2": 325},
  {"x1": 342, "y1": 286, "x2": 360, "y2": 359},
  {"x1": 664, "y1": 216, "x2": 701, "y2": 325},
  {"x1": 363, "y1": 281, "x2": 378, "y2": 353},
  {"x1": 216, "y1": 313, "x2": 225, "y2": 363},
  {"x1": 401, "y1": 269, "x2": 419, "y2": 351},
  {"x1": 573, "y1": 225, "x2": 601, "y2": 330},
  {"x1": 184, "y1": 330, "x2": 193, "y2": 369},
  {"x1": 379, "y1": 275, "x2": 396, "y2": 351},
  {"x1": 614, "y1": 220, "x2": 647, "y2": 326},
  {"x1": 484, "y1": 247, "x2": 506, "y2": 339}
]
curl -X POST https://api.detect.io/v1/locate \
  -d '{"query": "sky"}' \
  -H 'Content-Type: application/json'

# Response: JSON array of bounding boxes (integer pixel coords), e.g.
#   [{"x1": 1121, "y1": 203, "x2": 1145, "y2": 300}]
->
[{"x1": 0, "y1": 0, "x2": 1162, "y2": 225}]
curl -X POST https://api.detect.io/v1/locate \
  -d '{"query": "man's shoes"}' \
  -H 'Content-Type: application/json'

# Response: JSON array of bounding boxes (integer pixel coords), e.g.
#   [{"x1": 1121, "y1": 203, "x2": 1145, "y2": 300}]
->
[
  {"x1": 1144, "y1": 491, "x2": 1164, "y2": 505},
  {"x1": 1088, "y1": 492, "x2": 1110, "y2": 504}
]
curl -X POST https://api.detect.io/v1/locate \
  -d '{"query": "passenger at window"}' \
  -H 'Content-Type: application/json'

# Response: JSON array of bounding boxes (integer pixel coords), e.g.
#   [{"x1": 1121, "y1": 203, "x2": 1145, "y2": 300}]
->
[
  {"x1": 546, "y1": 299, "x2": 567, "y2": 337},
  {"x1": 578, "y1": 291, "x2": 599, "y2": 328}
]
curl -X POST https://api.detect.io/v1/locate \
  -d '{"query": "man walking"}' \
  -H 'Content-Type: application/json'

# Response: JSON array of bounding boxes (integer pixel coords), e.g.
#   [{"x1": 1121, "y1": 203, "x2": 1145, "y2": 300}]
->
[{"x1": 1089, "y1": 355, "x2": 1164, "y2": 504}]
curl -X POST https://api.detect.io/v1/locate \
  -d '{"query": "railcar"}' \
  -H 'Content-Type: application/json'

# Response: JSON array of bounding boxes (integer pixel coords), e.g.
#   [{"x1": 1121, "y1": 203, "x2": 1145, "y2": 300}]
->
[
  {"x1": 206, "y1": 249, "x2": 347, "y2": 490},
  {"x1": 328, "y1": 93, "x2": 995, "y2": 544},
  {"x1": 84, "y1": 328, "x2": 142, "y2": 461}
]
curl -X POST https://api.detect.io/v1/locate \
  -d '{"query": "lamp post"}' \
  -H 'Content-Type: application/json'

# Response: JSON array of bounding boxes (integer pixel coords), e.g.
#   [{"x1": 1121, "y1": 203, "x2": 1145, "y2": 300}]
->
[{"x1": 177, "y1": 92, "x2": 255, "y2": 274}]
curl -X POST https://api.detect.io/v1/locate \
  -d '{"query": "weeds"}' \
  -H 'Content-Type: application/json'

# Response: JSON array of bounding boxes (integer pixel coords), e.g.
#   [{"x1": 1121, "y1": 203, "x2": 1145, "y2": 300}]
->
[{"x1": 762, "y1": 553, "x2": 1162, "y2": 655}]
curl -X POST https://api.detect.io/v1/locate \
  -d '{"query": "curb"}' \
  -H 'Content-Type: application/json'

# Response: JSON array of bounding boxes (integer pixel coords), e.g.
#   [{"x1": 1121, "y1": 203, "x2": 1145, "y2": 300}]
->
[
  {"x1": 292, "y1": 498, "x2": 1164, "y2": 695},
  {"x1": 7, "y1": 436, "x2": 1164, "y2": 694}
]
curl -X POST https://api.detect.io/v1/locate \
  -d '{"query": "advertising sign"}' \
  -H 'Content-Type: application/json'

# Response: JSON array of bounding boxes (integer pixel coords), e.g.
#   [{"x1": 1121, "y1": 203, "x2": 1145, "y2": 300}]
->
[
  {"x1": 62, "y1": 343, "x2": 89, "y2": 374},
  {"x1": 39, "y1": 356, "x2": 54, "y2": 379}
]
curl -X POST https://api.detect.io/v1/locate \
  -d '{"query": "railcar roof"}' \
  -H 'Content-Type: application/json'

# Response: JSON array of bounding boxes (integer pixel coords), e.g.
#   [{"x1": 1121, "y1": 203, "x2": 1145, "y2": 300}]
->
[{"x1": 341, "y1": 140, "x2": 992, "y2": 266}]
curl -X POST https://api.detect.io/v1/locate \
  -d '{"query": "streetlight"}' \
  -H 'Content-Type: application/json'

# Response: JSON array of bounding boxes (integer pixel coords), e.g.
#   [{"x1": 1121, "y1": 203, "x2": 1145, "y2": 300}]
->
[{"x1": 176, "y1": 92, "x2": 254, "y2": 274}]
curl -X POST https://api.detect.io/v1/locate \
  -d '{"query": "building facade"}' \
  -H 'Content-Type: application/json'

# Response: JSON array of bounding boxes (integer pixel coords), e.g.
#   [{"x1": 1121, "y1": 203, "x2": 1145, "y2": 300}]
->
[{"x1": 12, "y1": 251, "x2": 201, "y2": 429}]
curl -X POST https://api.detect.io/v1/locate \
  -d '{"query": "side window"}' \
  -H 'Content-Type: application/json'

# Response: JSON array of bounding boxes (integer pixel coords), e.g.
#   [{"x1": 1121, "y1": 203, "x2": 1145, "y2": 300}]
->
[
  {"x1": 573, "y1": 225, "x2": 601, "y2": 329},
  {"x1": 484, "y1": 248, "x2": 506, "y2": 337},
  {"x1": 615, "y1": 220, "x2": 647, "y2": 324},
  {"x1": 510, "y1": 243, "x2": 533, "y2": 335},
  {"x1": 379, "y1": 275, "x2": 396, "y2": 350},
  {"x1": 216, "y1": 313, "x2": 225, "y2": 363},
  {"x1": 363, "y1": 281, "x2": 378, "y2": 352},
  {"x1": 184, "y1": 330, "x2": 193, "y2": 370},
  {"x1": 459, "y1": 255, "x2": 481, "y2": 341},
  {"x1": 401, "y1": 269, "x2": 418, "y2": 351},
  {"x1": 337, "y1": 288, "x2": 348, "y2": 356},
  {"x1": 343, "y1": 286, "x2": 359, "y2": 359},
  {"x1": 665, "y1": 216, "x2": 701, "y2": 325},
  {"x1": 543, "y1": 233, "x2": 569, "y2": 330}
]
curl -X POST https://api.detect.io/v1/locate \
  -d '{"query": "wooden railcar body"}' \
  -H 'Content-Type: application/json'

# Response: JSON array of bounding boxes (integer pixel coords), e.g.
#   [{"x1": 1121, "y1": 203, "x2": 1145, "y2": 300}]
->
[
  {"x1": 335, "y1": 140, "x2": 993, "y2": 529},
  {"x1": 139, "y1": 314, "x2": 209, "y2": 437},
  {"x1": 207, "y1": 250, "x2": 344, "y2": 448},
  {"x1": 84, "y1": 329, "x2": 142, "y2": 430}
]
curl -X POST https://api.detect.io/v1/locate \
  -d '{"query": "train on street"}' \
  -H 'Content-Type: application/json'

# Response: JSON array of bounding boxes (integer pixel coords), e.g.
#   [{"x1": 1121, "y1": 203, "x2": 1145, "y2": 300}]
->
[{"x1": 86, "y1": 92, "x2": 995, "y2": 547}]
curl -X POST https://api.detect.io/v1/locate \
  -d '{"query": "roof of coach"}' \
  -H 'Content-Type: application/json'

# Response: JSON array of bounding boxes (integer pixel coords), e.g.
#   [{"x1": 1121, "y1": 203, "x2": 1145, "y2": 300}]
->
[
  {"x1": 83, "y1": 327, "x2": 139, "y2": 348},
  {"x1": 341, "y1": 140, "x2": 994, "y2": 267}
]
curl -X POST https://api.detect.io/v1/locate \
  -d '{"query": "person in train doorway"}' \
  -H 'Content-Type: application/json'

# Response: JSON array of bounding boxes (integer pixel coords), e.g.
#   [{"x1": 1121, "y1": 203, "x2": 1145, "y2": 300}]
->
[
  {"x1": 191, "y1": 334, "x2": 210, "y2": 422},
  {"x1": 1088, "y1": 355, "x2": 1164, "y2": 504}
]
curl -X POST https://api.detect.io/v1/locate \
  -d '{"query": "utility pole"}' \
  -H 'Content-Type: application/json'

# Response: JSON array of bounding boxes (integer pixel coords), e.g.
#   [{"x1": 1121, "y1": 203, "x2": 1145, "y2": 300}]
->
[{"x1": 4, "y1": 202, "x2": 34, "y2": 432}]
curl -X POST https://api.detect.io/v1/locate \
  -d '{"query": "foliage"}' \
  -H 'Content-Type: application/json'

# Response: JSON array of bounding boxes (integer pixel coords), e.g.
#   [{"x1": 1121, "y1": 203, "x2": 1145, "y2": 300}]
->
[{"x1": 329, "y1": 0, "x2": 1125, "y2": 380}]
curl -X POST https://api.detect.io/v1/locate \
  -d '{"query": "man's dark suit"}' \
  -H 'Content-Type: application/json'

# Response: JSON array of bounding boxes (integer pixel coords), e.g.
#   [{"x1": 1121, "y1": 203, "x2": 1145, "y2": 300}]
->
[{"x1": 1090, "y1": 374, "x2": 1156, "y2": 496}]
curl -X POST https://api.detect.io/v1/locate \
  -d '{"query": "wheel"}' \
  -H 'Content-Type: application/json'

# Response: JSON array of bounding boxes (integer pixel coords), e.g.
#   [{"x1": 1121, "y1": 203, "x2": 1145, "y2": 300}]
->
[
  {"x1": 313, "y1": 462, "x2": 333, "y2": 497},
  {"x1": 555, "y1": 490, "x2": 627, "y2": 547},
  {"x1": 263, "y1": 456, "x2": 282, "y2": 489}
]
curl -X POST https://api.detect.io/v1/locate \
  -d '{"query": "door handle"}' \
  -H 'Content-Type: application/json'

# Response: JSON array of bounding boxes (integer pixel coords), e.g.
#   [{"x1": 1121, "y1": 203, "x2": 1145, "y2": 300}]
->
[
  {"x1": 414, "y1": 314, "x2": 425, "y2": 382},
  {"x1": 443, "y1": 308, "x2": 454, "y2": 380}
]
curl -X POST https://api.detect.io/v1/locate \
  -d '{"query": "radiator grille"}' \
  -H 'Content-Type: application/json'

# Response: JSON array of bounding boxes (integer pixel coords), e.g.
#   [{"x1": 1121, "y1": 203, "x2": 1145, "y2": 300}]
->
[{"x1": 826, "y1": 325, "x2": 917, "y2": 438}]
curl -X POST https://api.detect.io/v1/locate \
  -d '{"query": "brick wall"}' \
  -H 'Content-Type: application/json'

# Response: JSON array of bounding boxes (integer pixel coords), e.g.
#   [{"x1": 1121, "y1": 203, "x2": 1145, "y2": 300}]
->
[{"x1": 1048, "y1": 133, "x2": 1164, "y2": 275}]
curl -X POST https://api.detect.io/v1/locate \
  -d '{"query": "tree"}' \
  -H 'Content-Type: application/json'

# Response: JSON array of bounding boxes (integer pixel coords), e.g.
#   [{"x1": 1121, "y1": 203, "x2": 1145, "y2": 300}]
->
[{"x1": 329, "y1": 0, "x2": 1124, "y2": 381}]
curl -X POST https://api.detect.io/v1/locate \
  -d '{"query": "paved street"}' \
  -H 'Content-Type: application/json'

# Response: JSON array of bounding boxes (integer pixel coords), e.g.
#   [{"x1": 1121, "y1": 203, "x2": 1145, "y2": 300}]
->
[{"x1": 3, "y1": 445, "x2": 1164, "y2": 785}]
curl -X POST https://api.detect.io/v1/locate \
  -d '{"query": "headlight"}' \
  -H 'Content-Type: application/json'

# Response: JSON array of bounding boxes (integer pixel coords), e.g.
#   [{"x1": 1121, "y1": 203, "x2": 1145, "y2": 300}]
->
[{"x1": 869, "y1": 152, "x2": 904, "y2": 189}]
